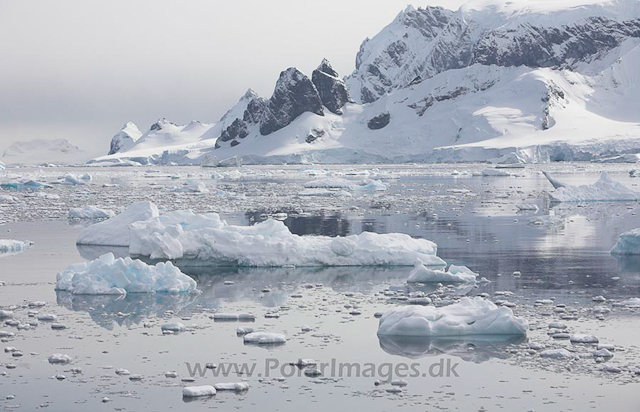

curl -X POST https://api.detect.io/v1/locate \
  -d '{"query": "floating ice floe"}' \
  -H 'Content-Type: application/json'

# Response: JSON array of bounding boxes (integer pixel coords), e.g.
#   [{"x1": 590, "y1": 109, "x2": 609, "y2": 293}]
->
[
  {"x1": 377, "y1": 297, "x2": 528, "y2": 337},
  {"x1": 539, "y1": 348, "x2": 575, "y2": 359},
  {"x1": 0, "y1": 240, "x2": 33, "y2": 256},
  {"x1": 474, "y1": 169, "x2": 515, "y2": 177},
  {"x1": 55, "y1": 253, "x2": 197, "y2": 295},
  {"x1": 213, "y1": 382, "x2": 249, "y2": 392},
  {"x1": 0, "y1": 195, "x2": 16, "y2": 203},
  {"x1": 68, "y1": 206, "x2": 115, "y2": 220},
  {"x1": 406, "y1": 261, "x2": 478, "y2": 284},
  {"x1": 610, "y1": 229, "x2": 640, "y2": 255},
  {"x1": 298, "y1": 188, "x2": 352, "y2": 197},
  {"x1": 516, "y1": 204, "x2": 539, "y2": 212},
  {"x1": 170, "y1": 181, "x2": 208, "y2": 193},
  {"x1": 48, "y1": 354, "x2": 72, "y2": 364},
  {"x1": 0, "y1": 179, "x2": 52, "y2": 191},
  {"x1": 129, "y1": 209, "x2": 445, "y2": 267},
  {"x1": 243, "y1": 332, "x2": 287, "y2": 345},
  {"x1": 614, "y1": 297, "x2": 640, "y2": 308},
  {"x1": 543, "y1": 171, "x2": 639, "y2": 202},
  {"x1": 211, "y1": 313, "x2": 255, "y2": 321},
  {"x1": 76, "y1": 201, "x2": 159, "y2": 247},
  {"x1": 303, "y1": 177, "x2": 387, "y2": 191},
  {"x1": 182, "y1": 386, "x2": 216, "y2": 398}
]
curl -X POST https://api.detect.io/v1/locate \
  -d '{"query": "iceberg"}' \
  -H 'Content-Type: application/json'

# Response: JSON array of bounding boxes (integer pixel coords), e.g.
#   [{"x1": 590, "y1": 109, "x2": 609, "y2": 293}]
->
[
  {"x1": 544, "y1": 171, "x2": 639, "y2": 202},
  {"x1": 406, "y1": 261, "x2": 478, "y2": 283},
  {"x1": 0, "y1": 239, "x2": 33, "y2": 256},
  {"x1": 129, "y1": 210, "x2": 445, "y2": 267},
  {"x1": 377, "y1": 297, "x2": 528, "y2": 337},
  {"x1": 76, "y1": 201, "x2": 159, "y2": 247},
  {"x1": 68, "y1": 206, "x2": 115, "y2": 220},
  {"x1": 55, "y1": 253, "x2": 197, "y2": 295},
  {"x1": 611, "y1": 229, "x2": 640, "y2": 255}
]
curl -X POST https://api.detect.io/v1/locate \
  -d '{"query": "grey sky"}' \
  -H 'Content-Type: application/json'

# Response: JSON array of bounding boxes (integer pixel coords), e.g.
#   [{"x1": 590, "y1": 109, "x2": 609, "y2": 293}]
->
[{"x1": 0, "y1": 0, "x2": 463, "y2": 157}]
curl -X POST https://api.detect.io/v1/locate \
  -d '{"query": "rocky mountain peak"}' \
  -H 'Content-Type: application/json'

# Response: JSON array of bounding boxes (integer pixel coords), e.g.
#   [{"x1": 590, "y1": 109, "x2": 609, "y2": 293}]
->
[{"x1": 312, "y1": 59, "x2": 351, "y2": 115}]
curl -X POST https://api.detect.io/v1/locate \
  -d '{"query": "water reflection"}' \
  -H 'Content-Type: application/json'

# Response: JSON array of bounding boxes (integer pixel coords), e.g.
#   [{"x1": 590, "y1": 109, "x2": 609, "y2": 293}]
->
[
  {"x1": 56, "y1": 292, "x2": 197, "y2": 330},
  {"x1": 378, "y1": 335, "x2": 526, "y2": 363}
]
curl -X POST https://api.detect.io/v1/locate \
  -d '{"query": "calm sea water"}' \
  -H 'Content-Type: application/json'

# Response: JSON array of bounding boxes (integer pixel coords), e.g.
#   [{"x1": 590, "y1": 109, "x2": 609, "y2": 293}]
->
[{"x1": 1, "y1": 165, "x2": 639, "y2": 411}]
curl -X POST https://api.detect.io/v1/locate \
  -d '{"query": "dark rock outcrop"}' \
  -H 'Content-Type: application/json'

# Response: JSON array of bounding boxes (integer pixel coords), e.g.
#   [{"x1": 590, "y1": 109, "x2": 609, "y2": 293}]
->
[
  {"x1": 259, "y1": 68, "x2": 324, "y2": 135},
  {"x1": 305, "y1": 128, "x2": 325, "y2": 143},
  {"x1": 311, "y1": 59, "x2": 351, "y2": 114},
  {"x1": 368, "y1": 112, "x2": 390, "y2": 130}
]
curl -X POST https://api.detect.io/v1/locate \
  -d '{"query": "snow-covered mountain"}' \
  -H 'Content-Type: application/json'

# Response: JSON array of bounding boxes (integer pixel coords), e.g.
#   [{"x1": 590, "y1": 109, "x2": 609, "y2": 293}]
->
[
  {"x1": 92, "y1": 0, "x2": 640, "y2": 165},
  {"x1": 2, "y1": 139, "x2": 88, "y2": 165}
]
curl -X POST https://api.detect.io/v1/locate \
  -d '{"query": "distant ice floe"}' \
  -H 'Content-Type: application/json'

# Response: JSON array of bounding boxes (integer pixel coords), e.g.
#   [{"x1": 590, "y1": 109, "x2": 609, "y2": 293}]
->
[
  {"x1": 55, "y1": 252, "x2": 197, "y2": 295},
  {"x1": 611, "y1": 229, "x2": 640, "y2": 255},
  {"x1": 303, "y1": 177, "x2": 388, "y2": 191},
  {"x1": 0, "y1": 239, "x2": 33, "y2": 256},
  {"x1": 128, "y1": 209, "x2": 445, "y2": 266},
  {"x1": 0, "y1": 179, "x2": 51, "y2": 191},
  {"x1": 543, "y1": 171, "x2": 639, "y2": 202},
  {"x1": 377, "y1": 297, "x2": 528, "y2": 337},
  {"x1": 76, "y1": 201, "x2": 159, "y2": 247},
  {"x1": 68, "y1": 206, "x2": 115, "y2": 220},
  {"x1": 406, "y1": 261, "x2": 478, "y2": 283}
]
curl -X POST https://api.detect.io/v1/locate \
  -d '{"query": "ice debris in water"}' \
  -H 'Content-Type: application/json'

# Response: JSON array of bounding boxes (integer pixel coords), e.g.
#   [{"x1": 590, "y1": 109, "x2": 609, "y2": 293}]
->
[
  {"x1": 377, "y1": 297, "x2": 528, "y2": 337},
  {"x1": 68, "y1": 206, "x2": 115, "y2": 220},
  {"x1": 55, "y1": 253, "x2": 197, "y2": 295},
  {"x1": 128, "y1": 208, "x2": 445, "y2": 266},
  {"x1": 543, "y1": 171, "x2": 639, "y2": 202},
  {"x1": 406, "y1": 261, "x2": 478, "y2": 283},
  {"x1": 76, "y1": 201, "x2": 159, "y2": 247}
]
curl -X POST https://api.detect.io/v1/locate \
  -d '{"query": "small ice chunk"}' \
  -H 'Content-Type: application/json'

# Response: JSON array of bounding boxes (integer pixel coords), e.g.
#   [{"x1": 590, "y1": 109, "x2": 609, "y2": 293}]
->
[
  {"x1": 540, "y1": 349, "x2": 574, "y2": 359},
  {"x1": 182, "y1": 385, "x2": 216, "y2": 398},
  {"x1": 161, "y1": 322, "x2": 186, "y2": 332},
  {"x1": 48, "y1": 354, "x2": 72, "y2": 364},
  {"x1": 236, "y1": 327, "x2": 254, "y2": 335},
  {"x1": 406, "y1": 261, "x2": 478, "y2": 284},
  {"x1": 243, "y1": 332, "x2": 287, "y2": 345},
  {"x1": 570, "y1": 334, "x2": 599, "y2": 344}
]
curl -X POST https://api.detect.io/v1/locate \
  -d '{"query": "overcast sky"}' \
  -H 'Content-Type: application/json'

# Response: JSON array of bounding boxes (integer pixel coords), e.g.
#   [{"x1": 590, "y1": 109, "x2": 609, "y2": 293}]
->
[{"x1": 0, "y1": 0, "x2": 464, "y2": 157}]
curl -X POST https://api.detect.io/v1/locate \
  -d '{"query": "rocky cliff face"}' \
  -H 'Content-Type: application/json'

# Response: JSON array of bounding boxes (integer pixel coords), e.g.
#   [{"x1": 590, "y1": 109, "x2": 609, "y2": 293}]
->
[
  {"x1": 259, "y1": 67, "x2": 324, "y2": 135},
  {"x1": 346, "y1": 4, "x2": 640, "y2": 103},
  {"x1": 311, "y1": 59, "x2": 351, "y2": 114},
  {"x1": 108, "y1": 122, "x2": 142, "y2": 155}
]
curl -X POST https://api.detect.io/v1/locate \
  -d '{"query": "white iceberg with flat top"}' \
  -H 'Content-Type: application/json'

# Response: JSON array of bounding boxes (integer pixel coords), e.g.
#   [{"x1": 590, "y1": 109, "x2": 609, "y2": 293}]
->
[
  {"x1": 544, "y1": 172, "x2": 639, "y2": 202},
  {"x1": 129, "y1": 210, "x2": 445, "y2": 267},
  {"x1": 406, "y1": 261, "x2": 478, "y2": 283},
  {"x1": 611, "y1": 229, "x2": 640, "y2": 255},
  {"x1": 55, "y1": 253, "x2": 197, "y2": 295},
  {"x1": 76, "y1": 201, "x2": 159, "y2": 247},
  {"x1": 377, "y1": 297, "x2": 528, "y2": 337}
]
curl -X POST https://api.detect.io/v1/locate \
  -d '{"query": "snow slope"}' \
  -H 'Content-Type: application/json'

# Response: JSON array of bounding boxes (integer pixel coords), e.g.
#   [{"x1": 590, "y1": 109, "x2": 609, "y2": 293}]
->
[{"x1": 91, "y1": 0, "x2": 640, "y2": 165}]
